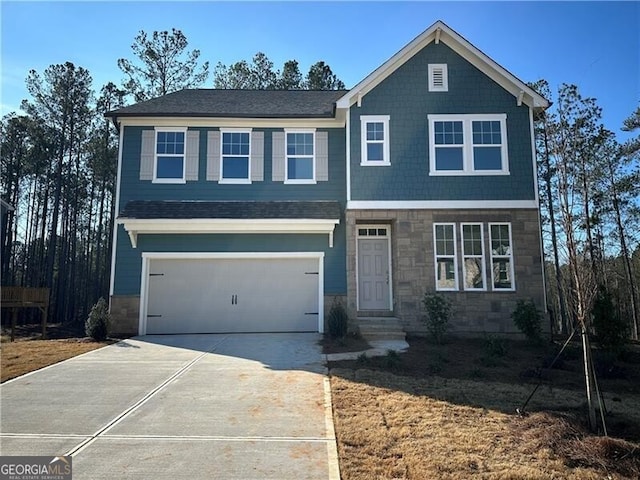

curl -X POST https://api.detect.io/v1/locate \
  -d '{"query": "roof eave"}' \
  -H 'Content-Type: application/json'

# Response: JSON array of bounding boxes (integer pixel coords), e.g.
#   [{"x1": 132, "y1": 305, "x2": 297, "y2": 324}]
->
[{"x1": 336, "y1": 20, "x2": 550, "y2": 110}]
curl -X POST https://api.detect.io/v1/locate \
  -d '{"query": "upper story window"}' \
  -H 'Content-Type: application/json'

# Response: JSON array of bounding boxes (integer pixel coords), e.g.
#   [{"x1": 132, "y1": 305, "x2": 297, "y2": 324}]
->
[
  {"x1": 428, "y1": 114, "x2": 509, "y2": 176},
  {"x1": 154, "y1": 128, "x2": 187, "y2": 183},
  {"x1": 286, "y1": 131, "x2": 315, "y2": 183},
  {"x1": 360, "y1": 115, "x2": 390, "y2": 166},
  {"x1": 221, "y1": 130, "x2": 251, "y2": 183},
  {"x1": 428, "y1": 64, "x2": 448, "y2": 92}
]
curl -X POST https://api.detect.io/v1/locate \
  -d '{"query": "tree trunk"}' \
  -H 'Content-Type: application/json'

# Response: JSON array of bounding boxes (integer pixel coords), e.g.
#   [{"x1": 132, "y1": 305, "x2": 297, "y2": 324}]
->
[{"x1": 581, "y1": 328, "x2": 598, "y2": 431}]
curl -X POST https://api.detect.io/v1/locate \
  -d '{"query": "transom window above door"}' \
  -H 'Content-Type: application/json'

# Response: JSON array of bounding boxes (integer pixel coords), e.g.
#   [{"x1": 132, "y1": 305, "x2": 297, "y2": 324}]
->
[
  {"x1": 221, "y1": 130, "x2": 251, "y2": 183},
  {"x1": 358, "y1": 227, "x2": 389, "y2": 237}
]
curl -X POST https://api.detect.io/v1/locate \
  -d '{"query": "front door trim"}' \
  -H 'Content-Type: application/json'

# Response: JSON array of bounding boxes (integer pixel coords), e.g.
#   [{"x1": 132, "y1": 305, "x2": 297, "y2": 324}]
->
[{"x1": 356, "y1": 224, "x2": 393, "y2": 311}]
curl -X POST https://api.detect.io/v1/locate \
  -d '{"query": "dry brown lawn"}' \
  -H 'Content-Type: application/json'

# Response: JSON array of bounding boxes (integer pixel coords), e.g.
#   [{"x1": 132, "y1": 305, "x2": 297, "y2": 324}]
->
[
  {"x1": 1, "y1": 336, "x2": 112, "y2": 383},
  {"x1": 329, "y1": 337, "x2": 640, "y2": 480}
]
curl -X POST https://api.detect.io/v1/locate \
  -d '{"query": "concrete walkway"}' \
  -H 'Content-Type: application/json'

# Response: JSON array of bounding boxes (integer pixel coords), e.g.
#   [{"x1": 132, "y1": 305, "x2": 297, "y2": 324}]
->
[
  {"x1": 325, "y1": 339, "x2": 410, "y2": 362},
  {"x1": 0, "y1": 334, "x2": 340, "y2": 480}
]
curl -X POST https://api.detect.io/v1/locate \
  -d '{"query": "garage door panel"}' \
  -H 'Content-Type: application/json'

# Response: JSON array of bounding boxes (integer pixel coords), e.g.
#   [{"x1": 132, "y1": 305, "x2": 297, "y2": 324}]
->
[{"x1": 145, "y1": 257, "x2": 320, "y2": 334}]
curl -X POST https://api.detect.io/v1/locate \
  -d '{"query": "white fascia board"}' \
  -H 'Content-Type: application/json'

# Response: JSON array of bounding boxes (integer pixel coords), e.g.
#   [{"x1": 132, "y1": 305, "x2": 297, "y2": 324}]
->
[
  {"x1": 347, "y1": 200, "x2": 538, "y2": 210},
  {"x1": 117, "y1": 114, "x2": 345, "y2": 129},
  {"x1": 117, "y1": 218, "x2": 340, "y2": 248},
  {"x1": 336, "y1": 20, "x2": 549, "y2": 110}
]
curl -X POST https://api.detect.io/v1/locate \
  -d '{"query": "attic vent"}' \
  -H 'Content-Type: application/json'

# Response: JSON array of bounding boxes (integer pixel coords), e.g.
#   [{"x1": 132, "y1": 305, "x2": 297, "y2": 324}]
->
[{"x1": 428, "y1": 64, "x2": 448, "y2": 92}]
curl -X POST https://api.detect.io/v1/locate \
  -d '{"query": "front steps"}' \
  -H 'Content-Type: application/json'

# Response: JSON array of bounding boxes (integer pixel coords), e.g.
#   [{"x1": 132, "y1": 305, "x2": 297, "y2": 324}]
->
[{"x1": 357, "y1": 316, "x2": 406, "y2": 342}]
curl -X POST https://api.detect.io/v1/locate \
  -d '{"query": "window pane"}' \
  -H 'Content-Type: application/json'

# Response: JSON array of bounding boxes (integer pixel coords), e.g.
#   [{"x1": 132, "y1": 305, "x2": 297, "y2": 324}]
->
[
  {"x1": 368, "y1": 228, "x2": 377, "y2": 236},
  {"x1": 366, "y1": 122, "x2": 384, "y2": 141},
  {"x1": 472, "y1": 121, "x2": 501, "y2": 145},
  {"x1": 464, "y1": 258, "x2": 484, "y2": 289},
  {"x1": 435, "y1": 225, "x2": 454, "y2": 255},
  {"x1": 436, "y1": 259, "x2": 456, "y2": 289},
  {"x1": 156, "y1": 156, "x2": 183, "y2": 179},
  {"x1": 157, "y1": 131, "x2": 184, "y2": 155},
  {"x1": 474, "y1": 147, "x2": 502, "y2": 170},
  {"x1": 377, "y1": 228, "x2": 387, "y2": 236},
  {"x1": 358, "y1": 228, "x2": 367, "y2": 236},
  {"x1": 223, "y1": 132, "x2": 249, "y2": 156},
  {"x1": 435, "y1": 147, "x2": 464, "y2": 170},
  {"x1": 287, "y1": 133, "x2": 313, "y2": 155},
  {"x1": 491, "y1": 225, "x2": 511, "y2": 255},
  {"x1": 462, "y1": 224, "x2": 482, "y2": 255},
  {"x1": 434, "y1": 121, "x2": 463, "y2": 145},
  {"x1": 492, "y1": 260, "x2": 512, "y2": 289},
  {"x1": 222, "y1": 157, "x2": 249, "y2": 179},
  {"x1": 287, "y1": 157, "x2": 313, "y2": 180},
  {"x1": 367, "y1": 143, "x2": 384, "y2": 161}
]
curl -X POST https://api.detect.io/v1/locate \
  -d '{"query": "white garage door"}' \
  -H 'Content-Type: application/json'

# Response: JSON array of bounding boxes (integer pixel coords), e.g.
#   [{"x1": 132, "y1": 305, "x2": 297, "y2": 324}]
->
[{"x1": 144, "y1": 256, "x2": 321, "y2": 334}]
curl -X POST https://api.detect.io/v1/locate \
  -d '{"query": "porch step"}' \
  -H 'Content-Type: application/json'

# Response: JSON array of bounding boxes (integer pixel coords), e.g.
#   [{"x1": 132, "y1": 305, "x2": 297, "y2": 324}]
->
[{"x1": 357, "y1": 316, "x2": 406, "y2": 342}]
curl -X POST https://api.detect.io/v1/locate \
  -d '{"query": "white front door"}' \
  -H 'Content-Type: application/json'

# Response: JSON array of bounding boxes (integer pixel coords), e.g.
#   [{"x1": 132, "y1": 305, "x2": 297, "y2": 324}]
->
[{"x1": 357, "y1": 226, "x2": 391, "y2": 310}]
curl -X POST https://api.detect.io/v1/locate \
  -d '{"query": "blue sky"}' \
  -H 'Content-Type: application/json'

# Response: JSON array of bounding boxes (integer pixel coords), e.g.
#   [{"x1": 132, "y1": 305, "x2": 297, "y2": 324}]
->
[{"x1": 1, "y1": 1, "x2": 638, "y2": 140}]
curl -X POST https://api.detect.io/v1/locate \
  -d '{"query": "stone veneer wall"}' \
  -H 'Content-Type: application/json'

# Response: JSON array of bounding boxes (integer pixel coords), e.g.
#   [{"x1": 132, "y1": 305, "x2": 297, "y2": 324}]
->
[
  {"x1": 109, "y1": 295, "x2": 140, "y2": 336},
  {"x1": 346, "y1": 208, "x2": 546, "y2": 335}
]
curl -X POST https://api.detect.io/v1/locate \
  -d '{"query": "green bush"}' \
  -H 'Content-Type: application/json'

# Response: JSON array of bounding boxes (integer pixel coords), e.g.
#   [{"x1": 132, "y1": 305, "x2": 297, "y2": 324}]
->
[
  {"x1": 483, "y1": 334, "x2": 508, "y2": 358},
  {"x1": 85, "y1": 297, "x2": 110, "y2": 341},
  {"x1": 422, "y1": 293, "x2": 452, "y2": 343},
  {"x1": 511, "y1": 299, "x2": 543, "y2": 342},
  {"x1": 328, "y1": 298, "x2": 349, "y2": 339},
  {"x1": 592, "y1": 288, "x2": 627, "y2": 354}
]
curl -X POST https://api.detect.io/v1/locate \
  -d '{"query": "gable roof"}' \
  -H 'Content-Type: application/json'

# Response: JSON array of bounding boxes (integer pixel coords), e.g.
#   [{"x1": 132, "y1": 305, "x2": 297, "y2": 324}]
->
[
  {"x1": 106, "y1": 89, "x2": 347, "y2": 119},
  {"x1": 336, "y1": 20, "x2": 548, "y2": 110}
]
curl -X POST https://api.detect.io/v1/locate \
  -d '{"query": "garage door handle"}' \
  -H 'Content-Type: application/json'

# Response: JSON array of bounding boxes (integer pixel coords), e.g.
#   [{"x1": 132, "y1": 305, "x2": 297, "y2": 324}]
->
[
  {"x1": 231, "y1": 294, "x2": 238, "y2": 305},
  {"x1": 305, "y1": 312, "x2": 319, "y2": 315}
]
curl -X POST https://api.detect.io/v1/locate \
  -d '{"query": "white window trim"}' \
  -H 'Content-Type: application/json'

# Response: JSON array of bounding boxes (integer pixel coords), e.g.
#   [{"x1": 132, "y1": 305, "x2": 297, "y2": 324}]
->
[
  {"x1": 428, "y1": 114, "x2": 509, "y2": 176},
  {"x1": 360, "y1": 115, "x2": 391, "y2": 166},
  {"x1": 489, "y1": 222, "x2": 515, "y2": 291},
  {"x1": 219, "y1": 128, "x2": 252, "y2": 184},
  {"x1": 460, "y1": 223, "x2": 486, "y2": 291},
  {"x1": 433, "y1": 223, "x2": 458, "y2": 291},
  {"x1": 428, "y1": 64, "x2": 448, "y2": 92},
  {"x1": 153, "y1": 127, "x2": 188, "y2": 184},
  {"x1": 285, "y1": 129, "x2": 316, "y2": 184}
]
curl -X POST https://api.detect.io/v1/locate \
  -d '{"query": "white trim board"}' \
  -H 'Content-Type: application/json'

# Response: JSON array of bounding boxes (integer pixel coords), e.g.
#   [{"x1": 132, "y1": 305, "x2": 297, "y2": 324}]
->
[
  {"x1": 116, "y1": 218, "x2": 340, "y2": 248},
  {"x1": 138, "y1": 252, "x2": 325, "y2": 335},
  {"x1": 116, "y1": 116, "x2": 346, "y2": 129},
  {"x1": 347, "y1": 200, "x2": 538, "y2": 210}
]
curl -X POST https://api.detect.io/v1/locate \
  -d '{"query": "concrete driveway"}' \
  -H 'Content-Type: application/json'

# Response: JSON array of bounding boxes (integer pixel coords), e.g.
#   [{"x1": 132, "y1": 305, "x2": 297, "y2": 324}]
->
[{"x1": 0, "y1": 333, "x2": 340, "y2": 479}]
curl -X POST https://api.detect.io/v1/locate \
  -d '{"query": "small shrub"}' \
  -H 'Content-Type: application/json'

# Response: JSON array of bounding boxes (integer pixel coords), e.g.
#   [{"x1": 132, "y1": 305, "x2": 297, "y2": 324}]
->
[
  {"x1": 422, "y1": 293, "x2": 452, "y2": 343},
  {"x1": 383, "y1": 349, "x2": 401, "y2": 369},
  {"x1": 85, "y1": 297, "x2": 110, "y2": 341},
  {"x1": 356, "y1": 352, "x2": 370, "y2": 365},
  {"x1": 592, "y1": 288, "x2": 627, "y2": 355},
  {"x1": 511, "y1": 299, "x2": 543, "y2": 342},
  {"x1": 328, "y1": 298, "x2": 349, "y2": 339},
  {"x1": 484, "y1": 334, "x2": 508, "y2": 358}
]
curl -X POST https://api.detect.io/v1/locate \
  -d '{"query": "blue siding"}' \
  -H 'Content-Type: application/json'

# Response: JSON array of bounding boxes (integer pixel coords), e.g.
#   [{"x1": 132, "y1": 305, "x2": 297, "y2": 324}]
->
[
  {"x1": 116, "y1": 126, "x2": 347, "y2": 297},
  {"x1": 119, "y1": 127, "x2": 346, "y2": 206},
  {"x1": 113, "y1": 223, "x2": 347, "y2": 296},
  {"x1": 350, "y1": 42, "x2": 535, "y2": 201}
]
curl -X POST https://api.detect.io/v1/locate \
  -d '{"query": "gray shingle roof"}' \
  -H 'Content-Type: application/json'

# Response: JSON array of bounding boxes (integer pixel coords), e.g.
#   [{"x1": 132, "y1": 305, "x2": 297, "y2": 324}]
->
[
  {"x1": 119, "y1": 200, "x2": 342, "y2": 220},
  {"x1": 106, "y1": 89, "x2": 347, "y2": 119}
]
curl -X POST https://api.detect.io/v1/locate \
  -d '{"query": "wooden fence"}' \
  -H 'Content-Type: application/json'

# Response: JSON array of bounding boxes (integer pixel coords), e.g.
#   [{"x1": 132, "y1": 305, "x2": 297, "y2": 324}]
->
[{"x1": 1, "y1": 287, "x2": 50, "y2": 341}]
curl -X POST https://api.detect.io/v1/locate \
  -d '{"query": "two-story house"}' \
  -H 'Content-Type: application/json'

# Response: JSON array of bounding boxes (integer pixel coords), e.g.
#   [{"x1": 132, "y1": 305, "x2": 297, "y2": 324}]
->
[{"x1": 106, "y1": 21, "x2": 548, "y2": 337}]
